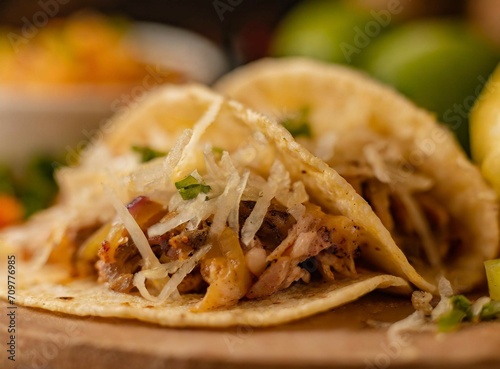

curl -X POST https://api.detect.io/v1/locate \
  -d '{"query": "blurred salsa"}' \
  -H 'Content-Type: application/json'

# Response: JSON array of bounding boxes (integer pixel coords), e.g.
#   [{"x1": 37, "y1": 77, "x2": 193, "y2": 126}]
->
[{"x1": 0, "y1": 11, "x2": 183, "y2": 86}]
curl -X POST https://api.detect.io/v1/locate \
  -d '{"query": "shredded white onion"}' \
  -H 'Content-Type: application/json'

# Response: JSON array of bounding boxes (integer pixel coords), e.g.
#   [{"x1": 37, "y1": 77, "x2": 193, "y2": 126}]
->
[
  {"x1": 387, "y1": 310, "x2": 431, "y2": 343},
  {"x1": 431, "y1": 276, "x2": 455, "y2": 321},
  {"x1": 472, "y1": 296, "x2": 491, "y2": 319},
  {"x1": 174, "y1": 97, "x2": 223, "y2": 180},
  {"x1": 106, "y1": 188, "x2": 160, "y2": 269},
  {"x1": 228, "y1": 170, "x2": 250, "y2": 233},
  {"x1": 209, "y1": 153, "x2": 241, "y2": 237},
  {"x1": 241, "y1": 160, "x2": 285, "y2": 246},
  {"x1": 148, "y1": 193, "x2": 210, "y2": 237},
  {"x1": 133, "y1": 244, "x2": 211, "y2": 303}
]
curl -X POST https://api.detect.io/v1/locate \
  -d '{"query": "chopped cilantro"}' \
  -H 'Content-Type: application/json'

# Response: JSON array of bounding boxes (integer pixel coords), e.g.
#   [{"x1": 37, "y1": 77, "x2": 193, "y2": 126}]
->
[
  {"x1": 175, "y1": 175, "x2": 211, "y2": 200},
  {"x1": 480, "y1": 301, "x2": 500, "y2": 321},
  {"x1": 132, "y1": 145, "x2": 167, "y2": 163},
  {"x1": 437, "y1": 295, "x2": 472, "y2": 332}
]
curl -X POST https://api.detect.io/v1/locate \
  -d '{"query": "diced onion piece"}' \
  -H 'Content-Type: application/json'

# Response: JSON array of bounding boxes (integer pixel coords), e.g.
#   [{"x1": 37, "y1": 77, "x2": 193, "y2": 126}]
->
[
  {"x1": 437, "y1": 275, "x2": 454, "y2": 297},
  {"x1": 107, "y1": 189, "x2": 159, "y2": 269},
  {"x1": 485, "y1": 259, "x2": 500, "y2": 300}
]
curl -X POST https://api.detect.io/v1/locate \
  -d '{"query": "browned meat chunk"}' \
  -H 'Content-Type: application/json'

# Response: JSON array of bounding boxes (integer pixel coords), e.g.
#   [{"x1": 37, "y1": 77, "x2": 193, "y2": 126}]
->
[{"x1": 239, "y1": 200, "x2": 296, "y2": 251}]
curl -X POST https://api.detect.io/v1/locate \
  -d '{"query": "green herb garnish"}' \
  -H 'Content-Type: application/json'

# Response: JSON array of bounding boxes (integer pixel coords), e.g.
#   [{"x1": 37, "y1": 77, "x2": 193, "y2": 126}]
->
[
  {"x1": 281, "y1": 107, "x2": 312, "y2": 138},
  {"x1": 480, "y1": 301, "x2": 500, "y2": 321},
  {"x1": 175, "y1": 175, "x2": 211, "y2": 200},
  {"x1": 437, "y1": 295, "x2": 472, "y2": 332},
  {"x1": 132, "y1": 145, "x2": 167, "y2": 163}
]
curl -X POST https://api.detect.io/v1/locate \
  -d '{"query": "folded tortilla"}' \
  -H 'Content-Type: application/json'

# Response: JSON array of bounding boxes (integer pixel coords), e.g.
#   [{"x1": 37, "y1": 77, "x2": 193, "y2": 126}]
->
[
  {"x1": 0, "y1": 84, "x2": 433, "y2": 327},
  {"x1": 215, "y1": 57, "x2": 500, "y2": 293}
]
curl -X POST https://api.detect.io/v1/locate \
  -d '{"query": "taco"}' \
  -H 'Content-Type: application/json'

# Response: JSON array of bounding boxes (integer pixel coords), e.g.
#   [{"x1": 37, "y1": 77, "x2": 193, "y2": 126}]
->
[
  {"x1": 215, "y1": 57, "x2": 500, "y2": 293},
  {"x1": 0, "y1": 84, "x2": 434, "y2": 328}
]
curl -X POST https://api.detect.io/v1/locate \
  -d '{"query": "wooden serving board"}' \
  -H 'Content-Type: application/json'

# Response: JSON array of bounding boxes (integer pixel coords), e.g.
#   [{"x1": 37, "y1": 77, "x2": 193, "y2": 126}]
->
[{"x1": 1, "y1": 293, "x2": 500, "y2": 369}]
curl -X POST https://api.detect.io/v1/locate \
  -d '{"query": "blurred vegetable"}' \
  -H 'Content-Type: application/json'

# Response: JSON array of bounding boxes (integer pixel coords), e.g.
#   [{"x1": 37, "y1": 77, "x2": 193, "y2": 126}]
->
[
  {"x1": 470, "y1": 64, "x2": 500, "y2": 195},
  {"x1": 18, "y1": 156, "x2": 59, "y2": 217},
  {"x1": 0, "y1": 154, "x2": 60, "y2": 226},
  {"x1": 437, "y1": 295, "x2": 472, "y2": 332},
  {"x1": 271, "y1": 0, "x2": 373, "y2": 65},
  {"x1": 359, "y1": 19, "x2": 499, "y2": 153},
  {"x1": 480, "y1": 300, "x2": 500, "y2": 320},
  {"x1": 485, "y1": 259, "x2": 500, "y2": 300},
  {"x1": 281, "y1": 107, "x2": 312, "y2": 138},
  {"x1": 132, "y1": 145, "x2": 168, "y2": 163},
  {"x1": 0, "y1": 195, "x2": 24, "y2": 228}
]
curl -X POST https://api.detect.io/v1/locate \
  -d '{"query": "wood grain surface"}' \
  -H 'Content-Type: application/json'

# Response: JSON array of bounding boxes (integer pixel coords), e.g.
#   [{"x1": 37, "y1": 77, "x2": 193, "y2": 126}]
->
[{"x1": 1, "y1": 292, "x2": 500, "y2": 369}]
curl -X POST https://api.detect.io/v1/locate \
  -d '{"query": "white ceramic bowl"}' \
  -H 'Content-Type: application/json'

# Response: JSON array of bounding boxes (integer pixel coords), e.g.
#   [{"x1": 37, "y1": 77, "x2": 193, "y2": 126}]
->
[{"x1": 0, "y1": 22, "x2": 228, "y2": 167}]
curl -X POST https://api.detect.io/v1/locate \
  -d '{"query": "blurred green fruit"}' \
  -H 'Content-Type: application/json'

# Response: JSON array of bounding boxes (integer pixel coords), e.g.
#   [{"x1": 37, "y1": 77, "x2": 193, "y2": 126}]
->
[
  {"x1": 271, "y1": 0, "x2": 376, "y2": 65},
  {"x1": 358, "y1": 19, "x2": 499, "y2": 152}
]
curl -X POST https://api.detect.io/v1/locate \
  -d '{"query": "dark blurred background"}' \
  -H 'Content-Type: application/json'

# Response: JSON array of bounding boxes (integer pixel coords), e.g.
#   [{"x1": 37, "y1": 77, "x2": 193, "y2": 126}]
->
[{"x1": 0, "y1": 0, "x2": 470, "y2": 65}]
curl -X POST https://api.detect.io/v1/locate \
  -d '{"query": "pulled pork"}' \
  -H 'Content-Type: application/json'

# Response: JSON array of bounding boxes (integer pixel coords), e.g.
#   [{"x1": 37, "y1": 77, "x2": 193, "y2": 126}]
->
[{"x1": 90, "y1": 198, "x2": 363, "y2": 300}]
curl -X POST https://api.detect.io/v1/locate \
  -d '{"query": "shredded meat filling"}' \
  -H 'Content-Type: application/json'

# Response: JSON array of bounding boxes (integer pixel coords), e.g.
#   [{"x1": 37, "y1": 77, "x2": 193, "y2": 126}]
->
[
  {"x1": 96, "y1": 221, "x2": 210, "y2": 292},
  {"x1": 343, "y1": 172, "x2": 453, "y2": 266},
  {"x1": 92, "y1": 199, "x2": 363, "y2": 300},
  {"x1": 247, "y1": 205, "x2": 362, "y2": 298}
]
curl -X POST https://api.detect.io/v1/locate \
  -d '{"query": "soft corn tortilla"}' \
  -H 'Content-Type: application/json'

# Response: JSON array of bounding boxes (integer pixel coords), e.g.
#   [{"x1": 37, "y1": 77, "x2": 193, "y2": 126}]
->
[
  {"x1": 1, "y1": 262, "x2": 408, "y2": 328},
  {"x1": 215, "y1": 57, "x2": 500, "y2": 292},
  {"x1": 0, "y1": 84, "x2": 431, "y2": 327}
]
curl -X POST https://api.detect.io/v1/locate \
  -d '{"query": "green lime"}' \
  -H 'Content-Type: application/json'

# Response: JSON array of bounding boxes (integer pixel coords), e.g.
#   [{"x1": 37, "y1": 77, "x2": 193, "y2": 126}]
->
[
  {"x1": 358, "y1": 19, "x2": 499, "y2": 153},
  {"x1": 271, "y1": 0, "x2": 375, "y2": 65}
]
